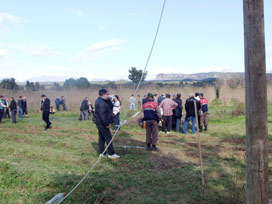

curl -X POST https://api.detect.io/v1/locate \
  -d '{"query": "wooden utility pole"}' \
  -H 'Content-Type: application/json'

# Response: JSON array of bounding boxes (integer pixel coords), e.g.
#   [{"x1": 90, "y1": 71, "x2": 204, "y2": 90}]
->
[
  {"x1": 194, "y1": 100, "x2": 205, "y2": 194},
  {"x1": 243, "y1": 1, "x2": 268, "y2": 204}
]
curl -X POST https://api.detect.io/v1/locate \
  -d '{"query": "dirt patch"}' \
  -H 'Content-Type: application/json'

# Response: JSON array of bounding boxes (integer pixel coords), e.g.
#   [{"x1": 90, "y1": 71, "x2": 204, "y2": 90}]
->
[
  {"x1": 221, "y1": 137, "x2": 245, "y2": 144},
  {"x1": 148, "y1": 152, "x2": 186, "y2": 171},
  {"x1": 115, "y1": 138, "x2": 146, "y2": 146}
]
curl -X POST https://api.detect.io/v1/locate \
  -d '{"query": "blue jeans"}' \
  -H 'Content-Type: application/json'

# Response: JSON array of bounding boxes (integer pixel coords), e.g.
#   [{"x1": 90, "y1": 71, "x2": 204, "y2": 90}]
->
[
  {"x1": 176, "y1": 118, "x2": 181, "y2": 132},
  {"x1": 183, "y1": 116, "x2": 196, "y2": 134},
  {"x1": 18, "y1": 108, "x2": 23, "y2": 118},
  {"x1": 130, "y1": 103, "x2": 135, "y2": 111},
  {"x1": 113, "y1": 112, "x2": 120, "y2": 129}
]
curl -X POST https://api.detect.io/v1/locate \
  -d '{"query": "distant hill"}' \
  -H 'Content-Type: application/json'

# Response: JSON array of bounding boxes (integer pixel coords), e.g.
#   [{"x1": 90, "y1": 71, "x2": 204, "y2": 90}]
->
[{"x1": 155, "y1": 72, "x2": 245, "y2": 81}]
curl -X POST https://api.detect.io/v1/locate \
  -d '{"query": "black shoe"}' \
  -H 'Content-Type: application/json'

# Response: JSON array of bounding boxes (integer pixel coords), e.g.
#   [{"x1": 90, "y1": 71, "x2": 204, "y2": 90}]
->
[
  {"x1": 146, "y1": 144, "x2": 151, "y2": 151},
  {"x1": 151, "y1": 146, "x2": 160, "y2": 151},
  {"x1": 204, "y1": 126, "x2": 207, "y2": 131}
]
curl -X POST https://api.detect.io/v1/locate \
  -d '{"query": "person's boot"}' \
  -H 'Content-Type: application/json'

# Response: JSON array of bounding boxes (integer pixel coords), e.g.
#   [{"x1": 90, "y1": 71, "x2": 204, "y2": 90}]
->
[
  {"x1": 152, "y1": 145, "x2": 160, "y2": 151},
  {"x1": 204, "y1": 126, "x2": 207, "y2": 131},
  {"x1": 199, "y1": 126, "x2": 203, "y2": 132},
  {"x1": 146, "y1": 144, "x2": 151, "y2": 151}
]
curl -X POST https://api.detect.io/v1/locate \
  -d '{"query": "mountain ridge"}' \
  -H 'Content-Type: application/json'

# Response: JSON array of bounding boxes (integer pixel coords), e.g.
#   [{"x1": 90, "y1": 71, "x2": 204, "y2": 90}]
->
[{"x1": 155, "y1": 72, "x2": 246, "y2": 81}]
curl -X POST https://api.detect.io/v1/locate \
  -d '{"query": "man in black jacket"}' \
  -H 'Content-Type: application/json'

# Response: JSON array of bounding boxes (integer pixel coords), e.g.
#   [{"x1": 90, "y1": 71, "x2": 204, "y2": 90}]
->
[
  {"x1": 79, "y1": 97, "x2": 89, "y2": 120},
  {"x1": 182, "y1": 93, "x2": 201, "y2": 134},
  {"x1": 173, "y1": 93, "x2": 182, "y2": 132},
  {"x1": 9, "y1": 97, "x2": 17, "y2": 123},
  {"x1": 94, "y1": 89, "x2": 119, "y2": 159},
  {"x1": 41, "y1": 94, "x2": 52, "y2": 130},
  {"x1": 22, "y1": 96, "x2": 28, "y2": 116},
  {"x1": 18, "y1": 96, "x2": 23, "y2": 119}
]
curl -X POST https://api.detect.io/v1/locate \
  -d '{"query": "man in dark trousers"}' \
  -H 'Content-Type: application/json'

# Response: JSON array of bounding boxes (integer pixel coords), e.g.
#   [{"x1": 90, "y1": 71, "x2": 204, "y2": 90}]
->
[
  {"x1": 182, "y1": 93, "x2": 201, "y2": 134},
  {"x1": 22, "y1": 96, "x2": 28, "y2": 116},
  {"x1": 0, "y1": 95, "x2": 8, "y2": 123},
  {"x1": 199, "y1": 93, "x2": 209, "y2": 132},
  {"x1": 79, "y1": 97, "x2": 89, "y2": 120},
  {"x1": 173, "y1": 93, "x2": 182, "y2": 132},
  {"x1": 94, "y1": 89, "x2": 120, "y2": 159},
  {"x1": 142, "y1": 93, "x2": 161, "y2": 151},
  {"x1": 41, "y1": 94, "x2": 52, "y2": 130},
  {"x1": 55, "y1": 97, "x2": 60, "y2": 111},
  {"x1": 9, "y1": 97, "x2": 17, "y2": 123},
  {"x1": 159, "y1": 94, "x2": 178, "y2": 133},
  {"x1": 18, "y1": 96, "x2": 23, "y2": 119}
]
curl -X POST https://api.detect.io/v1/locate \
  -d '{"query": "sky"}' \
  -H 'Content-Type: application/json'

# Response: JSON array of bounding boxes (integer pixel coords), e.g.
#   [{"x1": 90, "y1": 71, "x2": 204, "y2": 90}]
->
[{"x1": 0, "y1": 0, "x2": 272, "y2": 82}]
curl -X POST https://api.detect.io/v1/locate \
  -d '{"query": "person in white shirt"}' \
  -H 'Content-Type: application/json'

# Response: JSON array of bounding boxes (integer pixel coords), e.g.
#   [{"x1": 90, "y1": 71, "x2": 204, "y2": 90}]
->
[
  {"x1": 113, "y1": 95, "x2": 121, "y2": 130},
  {"x1": 129, "y1": 94, "x2": 135, "y2": 111}
]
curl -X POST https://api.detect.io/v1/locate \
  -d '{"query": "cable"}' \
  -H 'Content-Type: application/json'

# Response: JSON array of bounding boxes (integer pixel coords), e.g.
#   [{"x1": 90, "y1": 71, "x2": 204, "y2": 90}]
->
[{"x1": 58, "y1": 0, "x2": 167, "y2": 203}]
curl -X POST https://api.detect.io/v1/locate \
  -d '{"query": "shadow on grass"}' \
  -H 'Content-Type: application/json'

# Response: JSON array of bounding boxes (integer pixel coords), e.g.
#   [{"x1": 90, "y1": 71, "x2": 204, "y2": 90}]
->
[{"x1": 40, "y1": 136, "x2": 246, "y2": 204}]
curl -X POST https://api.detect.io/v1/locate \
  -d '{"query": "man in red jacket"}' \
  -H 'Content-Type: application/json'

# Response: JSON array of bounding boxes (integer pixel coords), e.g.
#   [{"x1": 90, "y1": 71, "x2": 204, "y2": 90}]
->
[
  {"x1": 199, "y1": 93, "x2": 209, "y2": 132},
  {"x1": 142, "y1": 93, "x2": 162, "y2": 151}
]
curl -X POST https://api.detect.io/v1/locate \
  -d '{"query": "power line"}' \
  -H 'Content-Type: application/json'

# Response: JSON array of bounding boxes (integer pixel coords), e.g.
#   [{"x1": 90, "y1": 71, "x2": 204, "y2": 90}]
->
[{"x1": 57, "y1": 1, "x2": 167, "y2": 203}]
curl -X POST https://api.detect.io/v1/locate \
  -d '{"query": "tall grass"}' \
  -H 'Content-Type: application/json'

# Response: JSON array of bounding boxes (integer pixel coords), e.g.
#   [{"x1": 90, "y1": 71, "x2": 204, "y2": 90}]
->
[{"x1": 1, "y1": 84, "x2": 272, "y2": 113}]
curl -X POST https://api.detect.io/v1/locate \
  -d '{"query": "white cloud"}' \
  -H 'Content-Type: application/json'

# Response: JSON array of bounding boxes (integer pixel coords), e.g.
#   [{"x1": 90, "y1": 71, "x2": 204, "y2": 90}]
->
[
  {"x1": 28, "y1": 44, "x2": 60, "y2": 57},
  {"x1": 0, "y1": 43, "x2": 60, "y2": 57},
  {"x1": 74, "y1": 38, "x2": 127, "y2": 63},
  {"x1": 0, "y1": 49, "x2": 7, "y2": 57},
  {"x1": 46, "y1": 65, "x2": 72, "y2": 71},
  {"x1": 66, "y1": 8, "x2": 84, "y2": 16},
  {"x1": 0, "y1": 12, "x2": 26, "y2": 33}
]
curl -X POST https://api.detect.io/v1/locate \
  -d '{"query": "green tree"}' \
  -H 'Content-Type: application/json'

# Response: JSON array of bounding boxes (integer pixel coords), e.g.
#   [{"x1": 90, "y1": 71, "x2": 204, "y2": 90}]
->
[
  {"x1": 0, "y1": 78, "x2": 19, "y2": 90},
  {"x1": 25, "y1": 81, "x2": 43, "y2": 91},
  {"x1": 128, "y1": 67, "x2": 147, "y2": 84},
  {"x1": 63, "y1": 78, "x2": 77, "y2": 89},
  {"x1": 52, "y1": 82, "x2": 62, "y2": 90},
  {"x1": 76, "y1": 77, "x2": 90, "y2": 88}
]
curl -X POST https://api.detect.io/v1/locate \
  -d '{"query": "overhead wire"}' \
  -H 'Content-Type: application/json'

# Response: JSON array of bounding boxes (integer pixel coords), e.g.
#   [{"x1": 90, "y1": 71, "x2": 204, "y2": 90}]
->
[{"x1": 57, "y1": 0, "x2": 167, "y2": 203}]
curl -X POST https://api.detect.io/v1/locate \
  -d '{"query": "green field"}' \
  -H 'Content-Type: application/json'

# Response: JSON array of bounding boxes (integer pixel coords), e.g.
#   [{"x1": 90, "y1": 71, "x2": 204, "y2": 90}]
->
[{"x1": 1, "y1": 102, "x2": 272, "y2": 204}]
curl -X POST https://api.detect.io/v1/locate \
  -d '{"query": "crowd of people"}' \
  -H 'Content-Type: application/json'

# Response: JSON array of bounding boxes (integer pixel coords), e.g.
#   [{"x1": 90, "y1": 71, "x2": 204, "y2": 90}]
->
[
  {"x1": 140, "y1": 92, "x2": 209, "y2": 150},
  {"x1": 0, "y1": 95, "x2": 28, "y2": 123},
  {"x1": 1, "y1": 90, "x2": 209, "y2": 159}
]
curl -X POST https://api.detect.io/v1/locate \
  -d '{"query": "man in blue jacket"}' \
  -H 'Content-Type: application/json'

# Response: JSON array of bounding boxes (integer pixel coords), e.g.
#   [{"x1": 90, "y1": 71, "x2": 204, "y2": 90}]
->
[{"x1": 94, "y1": 89, "x2": 120, "y2": 159}]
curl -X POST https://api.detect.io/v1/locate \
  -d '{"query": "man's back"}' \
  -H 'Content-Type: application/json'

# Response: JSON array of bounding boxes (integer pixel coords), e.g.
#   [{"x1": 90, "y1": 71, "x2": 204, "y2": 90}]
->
[
  {"x1": 94, "y1": 97, "x2": 112, "y2": 126},
  {"x1": 185, "y1": 97, "x2": 200, "y2": 117},
  {"x1": 143, "y1": 101, "x2": 159, "y2": 121},
  {"x1": 129, "y1": 96, "x2": 135, "y2": 104},
  {"x1": 80, "y1": 100, "x2": 89, "y2": 111},
  {"x1": 200, "y1": 98, "x2": 208, "y2": 113},
  {"x1": 160, "y1": 98, "x2": 178, "y2": 116}
]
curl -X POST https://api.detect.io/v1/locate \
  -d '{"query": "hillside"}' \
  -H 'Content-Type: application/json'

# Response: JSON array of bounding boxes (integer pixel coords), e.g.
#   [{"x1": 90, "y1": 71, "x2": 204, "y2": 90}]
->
[{"x1": 155, "y1": 72, "x2": 245, "y2": 81}]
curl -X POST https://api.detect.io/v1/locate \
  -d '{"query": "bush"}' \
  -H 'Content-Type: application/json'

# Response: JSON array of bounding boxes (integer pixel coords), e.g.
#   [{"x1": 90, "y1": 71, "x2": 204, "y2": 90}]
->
[{"x1": 232, "y1": 103, "x2": 245, "y2": 117}]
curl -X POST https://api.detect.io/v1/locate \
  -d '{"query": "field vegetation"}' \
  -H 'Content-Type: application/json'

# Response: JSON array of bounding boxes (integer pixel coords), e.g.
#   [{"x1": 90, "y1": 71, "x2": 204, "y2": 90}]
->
[{"x1": 1, "y1": 86, "x2": 272, "y2": 203}]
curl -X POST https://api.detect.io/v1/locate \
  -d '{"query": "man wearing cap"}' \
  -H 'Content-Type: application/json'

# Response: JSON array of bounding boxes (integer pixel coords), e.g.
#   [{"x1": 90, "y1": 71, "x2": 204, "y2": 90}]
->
[
  {"x1": 41, "y1": 94, "x2": 52, "y2": 130},
  {"x1": 142, "y1": 93, "x2": 162, "y2": 150}
]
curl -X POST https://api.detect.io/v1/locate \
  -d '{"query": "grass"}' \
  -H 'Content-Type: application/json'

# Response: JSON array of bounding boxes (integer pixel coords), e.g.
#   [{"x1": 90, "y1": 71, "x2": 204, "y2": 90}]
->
[{"x1": 0, "y1": 103, "x2": 272, "y2": 204}]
